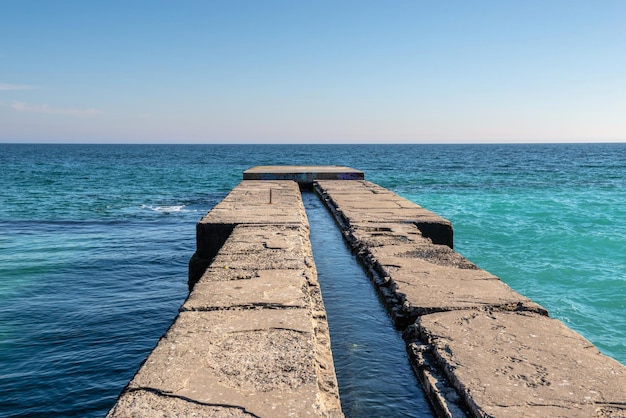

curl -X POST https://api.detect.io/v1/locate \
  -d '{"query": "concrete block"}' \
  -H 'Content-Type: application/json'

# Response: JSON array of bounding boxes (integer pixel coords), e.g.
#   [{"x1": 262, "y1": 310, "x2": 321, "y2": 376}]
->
[
  {"x1": 407, "y1": 310, "x2": 626, "y2": 418},
  {"x1": 373, "y1": 254, "x2": 546, "y2": 318},
  {"x1": 316, "y1": 180, "x2": 453, "y2": 248},
  {"x1": 191, "y1": 181, "x2": 307, "y2": 288},
  {"x1": 243, "y1": 166, "x2": 364, "y2": 184},
  {"x1": 182, "y1": 269, "x2": 309, "y2": 311},
  {"x1": 109, "y1": 310, "x2": 338, "y2": 417}
]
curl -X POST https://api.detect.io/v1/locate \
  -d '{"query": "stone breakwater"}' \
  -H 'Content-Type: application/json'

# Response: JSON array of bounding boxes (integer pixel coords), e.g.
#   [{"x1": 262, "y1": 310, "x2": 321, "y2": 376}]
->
[
  {"x1": 314, "y1": 179, "x2": 626, "y2": 418},
  {"x1": 108, "y1": 180, "x2": 342, "y2": 417},
  {"x1": 108, "y1": 166, "x2": 626, "y2": 418}
]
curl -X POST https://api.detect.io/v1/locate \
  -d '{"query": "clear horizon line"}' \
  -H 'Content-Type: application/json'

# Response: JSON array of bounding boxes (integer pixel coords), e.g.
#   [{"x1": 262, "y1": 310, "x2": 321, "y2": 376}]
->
[{"x1": 1, "y1": 140, "x2": 625, "y2": 146}]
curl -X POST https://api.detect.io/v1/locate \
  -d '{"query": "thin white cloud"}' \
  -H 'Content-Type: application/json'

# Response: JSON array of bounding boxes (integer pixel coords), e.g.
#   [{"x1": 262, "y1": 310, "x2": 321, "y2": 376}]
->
[
  {"x1": 11, "y1": 101, "x2": 102, "y2": 117},
  {"x1": 0, "y1": 83, "x2": 38, "y2": 91}
]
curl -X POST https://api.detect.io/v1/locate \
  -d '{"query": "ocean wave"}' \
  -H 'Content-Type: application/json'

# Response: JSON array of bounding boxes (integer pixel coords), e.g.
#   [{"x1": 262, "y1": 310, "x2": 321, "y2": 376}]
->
[{"x1": 140, "y1": 204, "x2": 188, "y2": 213}]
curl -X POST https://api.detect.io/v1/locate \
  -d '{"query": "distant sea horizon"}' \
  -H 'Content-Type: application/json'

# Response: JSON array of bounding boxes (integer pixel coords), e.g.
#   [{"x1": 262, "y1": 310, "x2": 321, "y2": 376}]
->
[
  {"x1": 1, "y1": 142, "x2": 624, "y2": 417},
  {"x1": 2, "y1": 140, "x2": 625, "y2": 145}
]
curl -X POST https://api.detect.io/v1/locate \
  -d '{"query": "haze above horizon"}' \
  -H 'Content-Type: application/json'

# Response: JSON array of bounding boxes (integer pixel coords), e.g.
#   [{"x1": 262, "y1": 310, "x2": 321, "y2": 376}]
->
[{"x1": 1, "y1": 1, "x2": 625, "y2": 144}]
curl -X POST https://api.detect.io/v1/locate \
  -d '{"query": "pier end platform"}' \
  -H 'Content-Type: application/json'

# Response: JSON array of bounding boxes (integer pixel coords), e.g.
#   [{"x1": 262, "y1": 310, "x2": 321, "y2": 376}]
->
[{"x1": 243, "y1": 165, "x2": 364, "y2": 184}]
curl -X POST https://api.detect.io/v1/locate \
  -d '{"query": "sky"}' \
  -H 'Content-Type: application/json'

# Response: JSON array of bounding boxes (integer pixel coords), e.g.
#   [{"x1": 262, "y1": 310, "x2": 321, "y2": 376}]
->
[{"x1": 1, "y1": 1, "x2": 625, "y2": 144}]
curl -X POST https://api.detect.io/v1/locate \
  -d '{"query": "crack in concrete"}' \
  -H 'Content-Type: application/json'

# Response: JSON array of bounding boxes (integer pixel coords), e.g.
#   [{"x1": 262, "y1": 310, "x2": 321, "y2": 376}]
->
[
  {"x1": 126, "y1": 387, "x2": 261, "y2": 417},
  {"x1": 180, "y1": 303, "x2": 303, "y2": 312},
  {"x1": 595, "y1": 401, "x2": 626, "y2": 407}
]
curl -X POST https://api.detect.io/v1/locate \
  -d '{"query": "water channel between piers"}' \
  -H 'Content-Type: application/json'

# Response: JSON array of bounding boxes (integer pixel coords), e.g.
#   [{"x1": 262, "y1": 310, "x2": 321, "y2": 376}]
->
[
  {"x1": 302, "y1": 191, "x2": 432, "y2": 417},
  {"x1": 108, "y1": 166, "x2": 626, "y2": 418}
]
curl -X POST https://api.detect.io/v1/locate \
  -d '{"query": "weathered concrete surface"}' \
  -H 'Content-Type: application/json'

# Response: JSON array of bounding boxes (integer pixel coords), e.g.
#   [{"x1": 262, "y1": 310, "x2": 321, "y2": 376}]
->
[
  {"x1": 315, "y1": 180, "x2": 543, "y2": 328},
  {"x1": 315, "y1": 179, "x2": 626, "y2": 417},
  {"x1": 109, "y1": 309, "x2": 335, "y2": 417},
  {"x1": 243, "y1": 165, "x2": 364, "y2": 184},
  {"x1": 109, "y1": 181, "x2": 343, "y2": 417},
  {"x1": 316, "y1": 180, "x2": 453, "y2": 248},
  {"x1": 190, "y1": 180, "x2": 307, "y2": 289},
  {"x1": 405, "y1": 310, "x2": 626, "y2": 418}
]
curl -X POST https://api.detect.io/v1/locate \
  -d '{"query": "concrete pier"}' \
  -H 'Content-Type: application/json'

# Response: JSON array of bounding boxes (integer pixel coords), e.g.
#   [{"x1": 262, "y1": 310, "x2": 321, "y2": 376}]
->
[
  {"x1": 108, "y1": 166, "x2": 626, "y2": 418},
  {"x1": 108, "y1": 180, "x2": 342, "y2": 417},
  {"x1": 314, "y1": 179, "x2": 626, "y2": 418}
]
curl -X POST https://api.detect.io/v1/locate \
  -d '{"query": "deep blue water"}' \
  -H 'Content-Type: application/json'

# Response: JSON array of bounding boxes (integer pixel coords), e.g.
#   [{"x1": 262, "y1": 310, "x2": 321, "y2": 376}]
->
[{"x1": 0, "y1": 143, "x2": 624, "y2": 417}]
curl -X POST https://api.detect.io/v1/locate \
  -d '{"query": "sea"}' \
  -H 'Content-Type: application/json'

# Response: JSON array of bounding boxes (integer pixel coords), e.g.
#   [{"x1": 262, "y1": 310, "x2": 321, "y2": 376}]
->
[{"x1": 0, "y1": 143, "x2": 624, "y2": 417}]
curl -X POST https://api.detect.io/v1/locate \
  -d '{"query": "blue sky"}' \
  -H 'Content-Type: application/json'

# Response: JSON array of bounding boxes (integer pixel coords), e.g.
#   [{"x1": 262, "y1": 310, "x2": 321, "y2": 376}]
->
[{"x1": 1, "y1": 1, "x2": 625, "y2": 143}]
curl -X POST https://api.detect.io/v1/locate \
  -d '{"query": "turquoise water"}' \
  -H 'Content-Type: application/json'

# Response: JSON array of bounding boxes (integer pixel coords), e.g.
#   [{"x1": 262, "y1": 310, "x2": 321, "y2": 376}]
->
[
  {"x1": 0, "y1": 143, "x2": 624, "y2": 416},
  {"x1": 384, "y1": 144, "x2": 626, "y2": 363}
]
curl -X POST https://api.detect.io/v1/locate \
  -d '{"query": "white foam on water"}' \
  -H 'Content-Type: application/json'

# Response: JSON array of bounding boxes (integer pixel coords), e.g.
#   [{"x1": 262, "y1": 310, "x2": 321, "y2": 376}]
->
[
  {"x1": 154, "y1": 204, "x2": 186, "y2": 212},
  {"x1": 140, "y1": 204, "x2": 187, "y2": 213}
]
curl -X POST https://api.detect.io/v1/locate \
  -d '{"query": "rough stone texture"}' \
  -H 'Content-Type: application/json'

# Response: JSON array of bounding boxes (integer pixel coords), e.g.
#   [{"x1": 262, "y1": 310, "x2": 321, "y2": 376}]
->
[
  {"x1": 315, "y1": 180, "x2": 544, "y2": 328},
  {"x1": 406, "y1": 310, "x2": 626, "y2": 418},
  {"x1": 109, "y1": 180, "x2": 342, "y2": 417},
  {"x1": 183, "y1": 269, "x2": 309, "y2": 311},
  {"x1": 315, "y1": 179, "x2": 626, "y2": 418},
  {"x1": 190, "y1": 180, "x2": 307, "y2": 289},
  {"x1": 372, "y1": 253, "x2": 546, "y2": 319},
  {"x1": 316, "y1": 180, "x2": 453, "y2": 248},
  {"x1": 108, "y1": 310, "x2": 330, "y2": 417},
  {"x1": 197, "y1": 181, "x2": 306, "y2": 229}
]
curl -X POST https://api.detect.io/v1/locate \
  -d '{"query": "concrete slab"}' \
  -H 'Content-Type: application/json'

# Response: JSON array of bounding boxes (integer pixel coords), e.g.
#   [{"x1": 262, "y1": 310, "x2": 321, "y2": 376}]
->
[
  {"x1": 348, "y1": 223, "x2": 429, "y2": 247},
  {"x1": 316, "y1": 180, "x2": 453, "y2": 248},
  {"x1": 182, "y1": 269, "x2": 309, "y2": 311},
  {"x1": 217, "y1": 225, "x2": 306, "y2": 252},
  {"x1": 243, "y1": 165, "x2": 364, "y2": 183},
  {"x1": 191, "y1": 181, "x2": 308, "y2": 288},
  {"x1": 368, "y1": 242, "x2": 477, "y2": 269},
  {"x1": 197, "y1": 180, "x2": 306, "y2": 228},
  {"x1": 109, "y1": 310, "x2": 335, "y2": 417},
  {"x1": 407, "y1": 310, "x2": 626, "y2": 418},
  {"x1": 207, "y1": 225, "x2": 310, "y2": 272},
  {"x1": 373, "y1": 254, "x2": 546, "y2": 318}
]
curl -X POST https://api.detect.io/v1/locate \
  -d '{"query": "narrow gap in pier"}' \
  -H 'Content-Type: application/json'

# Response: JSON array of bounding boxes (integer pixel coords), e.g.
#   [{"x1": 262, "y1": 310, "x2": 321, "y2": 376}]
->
[{"x1": 302, "y1": 191, "x2": 434, "y2": 418}]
